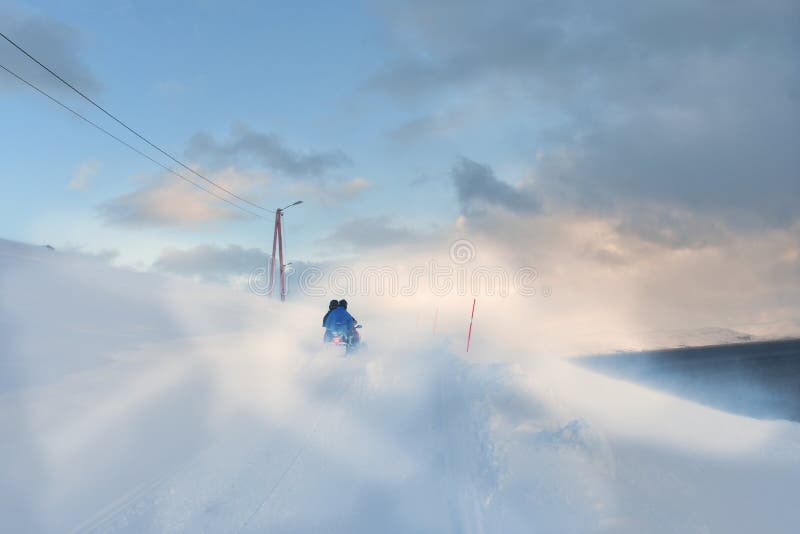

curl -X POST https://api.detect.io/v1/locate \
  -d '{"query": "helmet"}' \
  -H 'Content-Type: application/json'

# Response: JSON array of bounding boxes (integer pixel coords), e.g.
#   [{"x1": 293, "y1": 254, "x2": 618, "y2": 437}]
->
[
  {"x1": 338, "y1": 299, "x2": 348, "y2": 309},
  {"x1": 329, "y1": 299, "x2": 339, "y2": 310}
]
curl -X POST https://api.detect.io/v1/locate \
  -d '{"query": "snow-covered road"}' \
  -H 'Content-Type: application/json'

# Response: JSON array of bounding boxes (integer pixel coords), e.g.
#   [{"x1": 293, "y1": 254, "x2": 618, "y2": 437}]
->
[{"x1": 2, "y1": 240, "x2": 799, "y2": 533}]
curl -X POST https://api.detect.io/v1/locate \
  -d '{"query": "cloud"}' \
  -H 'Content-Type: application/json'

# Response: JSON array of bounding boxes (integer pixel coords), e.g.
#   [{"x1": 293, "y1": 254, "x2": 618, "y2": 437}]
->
[
  {"x1": 186, "y1": 123, "x2": 351, "y2": 179},
  {"x1": 324, "y1": 216, "x2": 423, "y2": 251},
  {"x1": 340, "y1": 177, "x2": 372, "y2": 198},
  {"x1": 0, "y1": 5, "x2": 99, "y2": 94},
  {"x1": 372, "y1": 0, "x2": 800, "y2": 231},
  {"x1": 439, "y1": 209, "x2": 800, "y2": 346},
  {"x1": 371, "y1": 0, "x2": 797, "y2": 102},
  {"x1": 98, "y1": 167, "x2": 268, "y2": 227},
  {"x1": 152, "y1": 244, "x2": 268, "y2": 284},
  {"x1": 387, "y1": 108, "x2": 474, "y2": 143},
  {"x1": 452, "y1": 158, "x2": 539, "y2": 215},
  {"x1": 68, "y1": 160, "x2": 101, "y2": 191},
  {"x1": 276, "y1": 177, "x2": 373, "y2": 208},
  {"x1": 151, "y1": 244, "x2": 331, "y2": 293}
]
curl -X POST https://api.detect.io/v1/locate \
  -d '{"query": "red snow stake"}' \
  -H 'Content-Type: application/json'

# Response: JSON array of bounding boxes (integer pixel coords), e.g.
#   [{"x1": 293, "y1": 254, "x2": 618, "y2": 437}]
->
[{"x1": 466, "y1": 298, "x2": 476, "y2": 352}]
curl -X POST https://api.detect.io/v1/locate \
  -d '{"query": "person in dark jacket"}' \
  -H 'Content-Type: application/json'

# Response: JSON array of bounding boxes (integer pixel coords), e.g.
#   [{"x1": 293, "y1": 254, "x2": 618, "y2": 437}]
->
[
  {"x1": 322, "y1": 299, "x2": 338, "y2": 327},
  {"x1": 337, "y1": 299, "x2": 360, "y2": 345}
]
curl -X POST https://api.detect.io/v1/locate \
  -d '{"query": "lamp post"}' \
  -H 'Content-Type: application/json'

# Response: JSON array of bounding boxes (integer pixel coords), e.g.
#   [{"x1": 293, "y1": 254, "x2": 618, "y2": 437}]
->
[{"x1": 267, "y1": 201, "x2": 303, "y2": 302}]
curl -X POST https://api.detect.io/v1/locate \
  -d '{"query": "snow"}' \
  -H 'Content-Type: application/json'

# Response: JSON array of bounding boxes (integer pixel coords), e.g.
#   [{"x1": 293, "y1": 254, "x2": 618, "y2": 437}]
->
[{"x1": 1, "y1": 239, "x2": 799, "y2": 533}]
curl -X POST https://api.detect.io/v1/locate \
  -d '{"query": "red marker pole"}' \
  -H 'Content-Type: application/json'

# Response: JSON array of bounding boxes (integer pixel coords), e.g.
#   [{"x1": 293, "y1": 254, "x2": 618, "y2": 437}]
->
[{"x1": 466, "y1": 298, "x2": 476, "y2": 352}]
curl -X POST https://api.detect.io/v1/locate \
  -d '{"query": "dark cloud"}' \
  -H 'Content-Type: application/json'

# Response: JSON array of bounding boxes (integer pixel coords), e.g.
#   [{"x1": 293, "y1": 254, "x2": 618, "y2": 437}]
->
[
  {"x1": 325, "y1": 216, "x2": 422, "y2": 251},
  {"x1": 372, "y1": 0, "x2": 797, "y2": 102},
  {"x1": 452, "y1": 158, "x2": 539, "y2": 215},
  {"x1": 0, "y1": 5, "x2": 99, "y2": 94},
  {"x1": 153, "y1": 244, "x2": 267, "y2": 284},
  {"x1": 186, "y1": 123, "x2": 351, "y2": 179},
  {"x1": 373, "y1": 0, "x2": 800, "y2": 232},
  {"x1": 387, "y1": 109, "x2": 472, "y2": 143}
]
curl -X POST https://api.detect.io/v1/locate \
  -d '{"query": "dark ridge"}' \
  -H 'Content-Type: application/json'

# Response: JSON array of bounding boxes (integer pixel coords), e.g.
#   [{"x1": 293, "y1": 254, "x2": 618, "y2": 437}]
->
[{"x1": 574, "y1": 338, "x2": 800, "y2": 423}]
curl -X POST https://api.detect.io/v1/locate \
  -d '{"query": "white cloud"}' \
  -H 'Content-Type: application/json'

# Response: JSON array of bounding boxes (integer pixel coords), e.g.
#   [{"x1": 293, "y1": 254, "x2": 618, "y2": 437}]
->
[
  {"x1": 98, "y1": 167, "x2": 270, "y2": 227},
  {"x1": 341, "y1": 177, "x2": 372, "y2": 197},
  {"x1": 68, "y1": 160, "x2": 101, "y2": 191}
]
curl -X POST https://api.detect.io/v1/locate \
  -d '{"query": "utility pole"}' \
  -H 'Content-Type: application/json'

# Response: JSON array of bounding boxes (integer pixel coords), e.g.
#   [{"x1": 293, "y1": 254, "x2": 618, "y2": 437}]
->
[
  {"x1": 267, "y1": 201, "x2": 303, "y2": 302},
  {"x1": 267, "y1": 209, "x2": 284, "y2": 301}
]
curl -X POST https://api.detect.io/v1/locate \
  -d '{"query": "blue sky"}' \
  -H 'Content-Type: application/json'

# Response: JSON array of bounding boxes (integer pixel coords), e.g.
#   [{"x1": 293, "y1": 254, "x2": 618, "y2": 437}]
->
[
  {"x1": 2, "y1": 0, "x2": 798, "y2": 280},
  {"x1": 2, "y1": 1, "x2": 472, "y2": 264}
]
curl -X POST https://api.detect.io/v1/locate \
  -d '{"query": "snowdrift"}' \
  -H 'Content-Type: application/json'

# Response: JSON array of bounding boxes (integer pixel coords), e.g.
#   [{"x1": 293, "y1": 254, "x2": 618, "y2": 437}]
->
[{"x1": 1, "y1": 239, "x2": 799, "y2": 533}]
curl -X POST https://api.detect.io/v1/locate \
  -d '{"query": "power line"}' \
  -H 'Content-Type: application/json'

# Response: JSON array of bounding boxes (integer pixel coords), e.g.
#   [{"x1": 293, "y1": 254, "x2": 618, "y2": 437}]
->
[
  {"x1": 0, "y1": 30, "x2": 273, "y2": 214},
  {"x1": 0, "y1": 61, "x2": 266, "y2": 220}
]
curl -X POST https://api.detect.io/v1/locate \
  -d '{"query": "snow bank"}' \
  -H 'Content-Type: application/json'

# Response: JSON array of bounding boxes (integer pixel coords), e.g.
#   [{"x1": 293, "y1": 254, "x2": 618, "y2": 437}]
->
[{"x1": 1, "y1": 239, "x2": 799, "y2": 533}]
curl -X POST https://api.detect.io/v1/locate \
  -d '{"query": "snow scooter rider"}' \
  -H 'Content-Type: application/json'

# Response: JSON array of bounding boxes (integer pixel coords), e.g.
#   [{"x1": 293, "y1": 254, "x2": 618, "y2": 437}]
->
[
  {"x1": 324, "y1": 300, "x2": 355, "y2": 342},
  {"x1": 337, "y1": 299, "x2": 356, "y2": 324},
  {"x1": 323, "y1": 299, "x2": 338, "y2": 327},
  {"x1": 338, "y1": 299, "x2": 360, "y2": 346}
]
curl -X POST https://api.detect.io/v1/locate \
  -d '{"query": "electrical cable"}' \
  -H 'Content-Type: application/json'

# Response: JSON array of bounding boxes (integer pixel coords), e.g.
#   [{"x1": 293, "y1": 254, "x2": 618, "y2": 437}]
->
[
  {"x1": 0, "y1": 61, "x2": 265, "y2": 220},
  {"x1": 0, "y1": 31, "x2": 273, "y2": 214}
]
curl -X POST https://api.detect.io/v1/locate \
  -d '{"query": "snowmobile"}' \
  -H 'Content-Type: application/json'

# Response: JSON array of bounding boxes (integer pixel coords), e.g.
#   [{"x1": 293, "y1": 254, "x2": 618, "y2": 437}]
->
[{"x1": 326, "y1": 324, "x2": 363, "y2": 355}]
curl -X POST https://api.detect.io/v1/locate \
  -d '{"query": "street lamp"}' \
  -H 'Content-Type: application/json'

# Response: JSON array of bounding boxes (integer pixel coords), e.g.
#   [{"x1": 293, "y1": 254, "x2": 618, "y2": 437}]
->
[{"x1": 268, "y1": 201, "x2": 303, "y2": 302}]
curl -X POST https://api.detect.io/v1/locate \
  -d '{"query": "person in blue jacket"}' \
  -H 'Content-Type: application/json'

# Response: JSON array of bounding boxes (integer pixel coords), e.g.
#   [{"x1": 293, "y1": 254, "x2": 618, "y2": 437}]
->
[
  {"x1": 322, "y1": 299, "x2": 338, "y2": 327},
  {"x1": 337, "y1": 299, "x2": 356, "y2": 323},
  {"x1": 338, "y1": 299, "x2": 361, "y2": 345}
]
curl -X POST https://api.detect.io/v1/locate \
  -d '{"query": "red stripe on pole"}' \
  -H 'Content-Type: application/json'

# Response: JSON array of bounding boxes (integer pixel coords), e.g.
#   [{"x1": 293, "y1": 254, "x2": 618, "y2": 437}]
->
[{"x1": 466, "y1": 298, "x2": 476, "y2": 352}]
